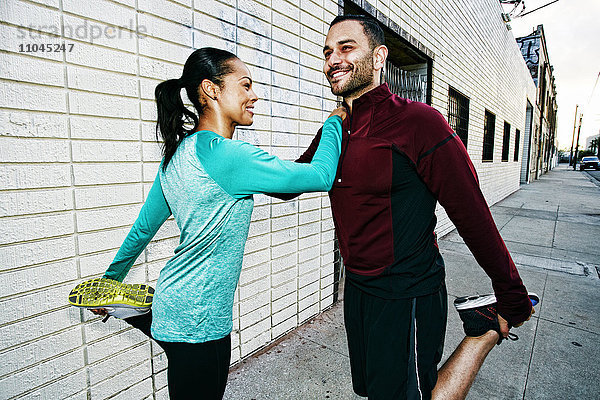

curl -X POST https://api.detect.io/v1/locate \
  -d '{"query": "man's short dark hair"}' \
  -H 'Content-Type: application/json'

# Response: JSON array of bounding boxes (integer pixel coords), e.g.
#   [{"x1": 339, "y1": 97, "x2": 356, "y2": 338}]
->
[{"x1": 329, "y1": 15, "x2": 385, "y2": 50}]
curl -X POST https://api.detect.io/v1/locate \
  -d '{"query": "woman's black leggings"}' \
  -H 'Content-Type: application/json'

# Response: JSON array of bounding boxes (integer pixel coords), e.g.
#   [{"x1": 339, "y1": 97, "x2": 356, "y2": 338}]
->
[{"x1": 125, "y1": 311, "x2": 231, "y2": 400}]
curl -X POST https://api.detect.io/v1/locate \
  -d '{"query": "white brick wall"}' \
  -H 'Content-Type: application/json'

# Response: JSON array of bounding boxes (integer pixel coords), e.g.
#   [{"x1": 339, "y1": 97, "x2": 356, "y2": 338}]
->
[{"x1": 0, "y1": 0, "x2": 535, "y2": 398}]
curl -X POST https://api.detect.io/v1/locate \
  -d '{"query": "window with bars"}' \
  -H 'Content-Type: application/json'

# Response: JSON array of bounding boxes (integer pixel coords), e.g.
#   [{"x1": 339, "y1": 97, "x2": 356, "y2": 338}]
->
[
  {"x1": 514, "y1": 129, "x2": 521, "y2": 162},
  {"x1": 482, "y1": 110, "x2": 495, "y2": 162},
  {"x1": 384, "y1": 62, "x2": 428, "y2": 103},
  {"x1": 447, "y1": 87, "x2": 470, "y2": 148},
  {"x1": 501, "y1": 121, "x2": 511, "y2": 162}
]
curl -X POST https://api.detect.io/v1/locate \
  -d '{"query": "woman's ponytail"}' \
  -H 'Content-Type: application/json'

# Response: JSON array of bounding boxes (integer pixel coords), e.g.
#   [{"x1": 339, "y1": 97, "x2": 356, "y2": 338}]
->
[
  {"x1": 155, "y1": 79, "x2": 198, "y2": 171},
  {"x1": 154, "y1": 48, "x2": 238, "y2": 171}
]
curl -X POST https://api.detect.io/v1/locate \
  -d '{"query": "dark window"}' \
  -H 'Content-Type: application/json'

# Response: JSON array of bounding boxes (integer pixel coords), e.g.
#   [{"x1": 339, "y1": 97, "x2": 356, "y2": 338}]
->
[
  {"x1": 514, "y1": 129, "x2": 521, "y2": 161},
  {"x1": 482, "y1": 110, "x2": 495, "y2": 162},
  {"x1": 501, "y1": 122, "x2": 511, "y2": 162},
  {"x1": 447, "y1": 87, "x2": 470, "y2": 148}
]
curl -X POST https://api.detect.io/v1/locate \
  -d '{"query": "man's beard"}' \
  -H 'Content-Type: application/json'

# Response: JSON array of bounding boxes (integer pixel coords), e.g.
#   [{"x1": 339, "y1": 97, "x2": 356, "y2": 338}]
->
[{"x1": 328, "y1": 53, "x2": 374, "y2": 98}]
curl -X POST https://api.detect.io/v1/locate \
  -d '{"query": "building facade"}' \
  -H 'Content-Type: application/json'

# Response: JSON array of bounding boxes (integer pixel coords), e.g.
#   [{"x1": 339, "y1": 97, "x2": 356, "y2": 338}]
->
[
  {"x1": 516, "y1": 24, "x2": 558, "y2": 182},
  {"x1": 0, "y1": 0, "x2": 536, "y2": 398}
]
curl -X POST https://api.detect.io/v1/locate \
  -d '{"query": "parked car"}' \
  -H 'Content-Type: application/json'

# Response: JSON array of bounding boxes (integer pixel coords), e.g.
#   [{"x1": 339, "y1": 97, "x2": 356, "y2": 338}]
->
[{"x1": 579, "y1": 156, "x2": 600, "y2": 170}]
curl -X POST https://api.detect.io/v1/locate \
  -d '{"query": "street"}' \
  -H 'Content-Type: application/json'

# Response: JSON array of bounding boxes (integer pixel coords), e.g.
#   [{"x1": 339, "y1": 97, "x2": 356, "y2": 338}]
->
[{"x1": 584, "y1": 168, "x2": 600, "y2": 185}]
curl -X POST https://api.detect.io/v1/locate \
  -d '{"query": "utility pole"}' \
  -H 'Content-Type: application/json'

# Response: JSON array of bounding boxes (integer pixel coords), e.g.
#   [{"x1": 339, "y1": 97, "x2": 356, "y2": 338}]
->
[
  {"x1": 569, "y1": 104, "x2": 578, "y2": 166},
  {"x1": 573, "y1": 113, "x2": 583, "y2": 170}
]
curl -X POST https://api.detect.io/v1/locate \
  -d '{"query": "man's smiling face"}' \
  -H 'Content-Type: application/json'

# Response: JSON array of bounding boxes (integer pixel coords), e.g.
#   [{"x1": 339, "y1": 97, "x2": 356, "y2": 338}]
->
[{"x1": 323, "y1": 20, "x2": 376, "y2": 99}]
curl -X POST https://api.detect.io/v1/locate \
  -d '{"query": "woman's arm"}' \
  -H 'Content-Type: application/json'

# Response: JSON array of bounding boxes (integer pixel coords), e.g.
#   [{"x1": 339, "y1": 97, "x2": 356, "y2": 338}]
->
[
  {"x1": 103, "y1": 172, "x2": 172, "y2": 282},
  {"x1": 199, "y1": 114, "x2": 343, "y2": 199}
]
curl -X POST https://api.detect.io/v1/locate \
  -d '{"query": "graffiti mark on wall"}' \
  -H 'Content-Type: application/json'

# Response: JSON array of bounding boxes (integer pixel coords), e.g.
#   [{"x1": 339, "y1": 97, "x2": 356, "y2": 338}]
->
[{"x1": 517, "y1": 35, "x2": 540, "y2": 86}]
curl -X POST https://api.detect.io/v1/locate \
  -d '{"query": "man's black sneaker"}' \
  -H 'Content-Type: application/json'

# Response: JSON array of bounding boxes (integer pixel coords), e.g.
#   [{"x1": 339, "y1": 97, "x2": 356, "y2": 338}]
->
[{"x1": 454, "y1": 293, "x2": 539, "y2": 345}]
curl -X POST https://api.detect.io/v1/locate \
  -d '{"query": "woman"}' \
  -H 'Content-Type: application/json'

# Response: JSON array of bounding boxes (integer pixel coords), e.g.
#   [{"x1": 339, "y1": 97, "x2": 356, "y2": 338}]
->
[{"x1": 69, "y1": 47, "x2": 345, "y2": 399}]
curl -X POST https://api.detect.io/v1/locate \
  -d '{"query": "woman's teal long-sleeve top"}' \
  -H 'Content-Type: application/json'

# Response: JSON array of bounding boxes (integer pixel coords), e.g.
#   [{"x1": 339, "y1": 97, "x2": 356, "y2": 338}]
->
[{"x1": 103, "y1": 115, "x2": 342, "y2": 343}]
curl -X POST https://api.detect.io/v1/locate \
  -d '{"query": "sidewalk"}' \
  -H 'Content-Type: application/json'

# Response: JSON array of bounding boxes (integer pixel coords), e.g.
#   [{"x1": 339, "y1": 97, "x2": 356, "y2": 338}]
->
[{"x1": 224, "y1": 165, "x2": 600, "y2": 400}]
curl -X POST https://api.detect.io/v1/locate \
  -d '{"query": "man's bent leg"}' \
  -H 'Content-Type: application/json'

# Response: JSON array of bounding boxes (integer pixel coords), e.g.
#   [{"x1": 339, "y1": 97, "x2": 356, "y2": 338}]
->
[
  {"x1": 431, "y1": 330, "x2": 499, "y2": 400},
  {"x1": 433, "y1": 291, "x2": 539, "y2": 399}
]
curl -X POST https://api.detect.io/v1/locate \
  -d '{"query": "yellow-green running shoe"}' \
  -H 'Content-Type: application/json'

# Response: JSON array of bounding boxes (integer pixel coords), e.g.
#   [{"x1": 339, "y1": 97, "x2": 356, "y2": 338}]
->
[{"x1": 68, "y1": 278, "x2": 154, "y2": 320}]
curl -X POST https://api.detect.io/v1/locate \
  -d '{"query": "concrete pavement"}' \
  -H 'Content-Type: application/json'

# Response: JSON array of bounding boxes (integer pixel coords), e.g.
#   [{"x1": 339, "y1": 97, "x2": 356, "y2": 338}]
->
[{"x1": 224, "y1": 165, "x2": 600, "y2": 400}]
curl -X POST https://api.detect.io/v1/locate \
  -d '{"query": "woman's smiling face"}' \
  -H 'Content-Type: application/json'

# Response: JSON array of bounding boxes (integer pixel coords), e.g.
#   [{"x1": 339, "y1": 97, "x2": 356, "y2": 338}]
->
[{"x1": 218, "y1": 58, "x2": 259, "y2": 127}]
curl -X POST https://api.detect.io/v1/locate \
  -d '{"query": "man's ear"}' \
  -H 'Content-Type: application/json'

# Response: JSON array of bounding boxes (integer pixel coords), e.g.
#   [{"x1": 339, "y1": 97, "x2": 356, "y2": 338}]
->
[
  {"x1": 373, "y1": 45, "x2": 388, "y2": 72},
  {"x1": 200, "y1": 79, "x2": 219, "y2": 101}
]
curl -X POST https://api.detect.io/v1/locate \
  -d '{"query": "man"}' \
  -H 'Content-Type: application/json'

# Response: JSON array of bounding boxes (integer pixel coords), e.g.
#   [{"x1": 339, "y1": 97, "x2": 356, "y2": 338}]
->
[{"x1": 275, "y1": 15, "x2": 535, "y2": 399}]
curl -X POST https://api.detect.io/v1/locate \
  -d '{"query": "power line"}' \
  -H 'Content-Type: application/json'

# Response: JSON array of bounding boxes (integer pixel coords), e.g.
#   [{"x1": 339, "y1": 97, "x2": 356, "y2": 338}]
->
[
  {"x1": 515, "y1": 0, "x2": 560, "y2": 18},
  {"x1": 586, "y1": 71, "x2": 600, "y2": 106}
]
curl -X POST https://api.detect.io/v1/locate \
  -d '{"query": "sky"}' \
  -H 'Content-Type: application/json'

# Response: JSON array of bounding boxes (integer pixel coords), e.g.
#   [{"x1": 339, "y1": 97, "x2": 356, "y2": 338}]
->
[{"x1": 506, "y1": 0, "x2": 600, "y2": 150}]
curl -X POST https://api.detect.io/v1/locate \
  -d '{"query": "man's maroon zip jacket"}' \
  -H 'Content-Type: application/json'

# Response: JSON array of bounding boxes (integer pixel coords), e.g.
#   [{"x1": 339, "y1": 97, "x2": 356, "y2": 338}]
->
[{"x1": 294, "y1": 84, "x2": 531, "y2": 327}]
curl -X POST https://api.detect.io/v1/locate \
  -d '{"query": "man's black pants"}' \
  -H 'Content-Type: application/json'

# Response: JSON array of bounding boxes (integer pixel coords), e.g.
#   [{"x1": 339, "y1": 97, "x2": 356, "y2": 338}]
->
[{"x1": 344, "y1": 281, "x2": 447, "y2": 400}]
